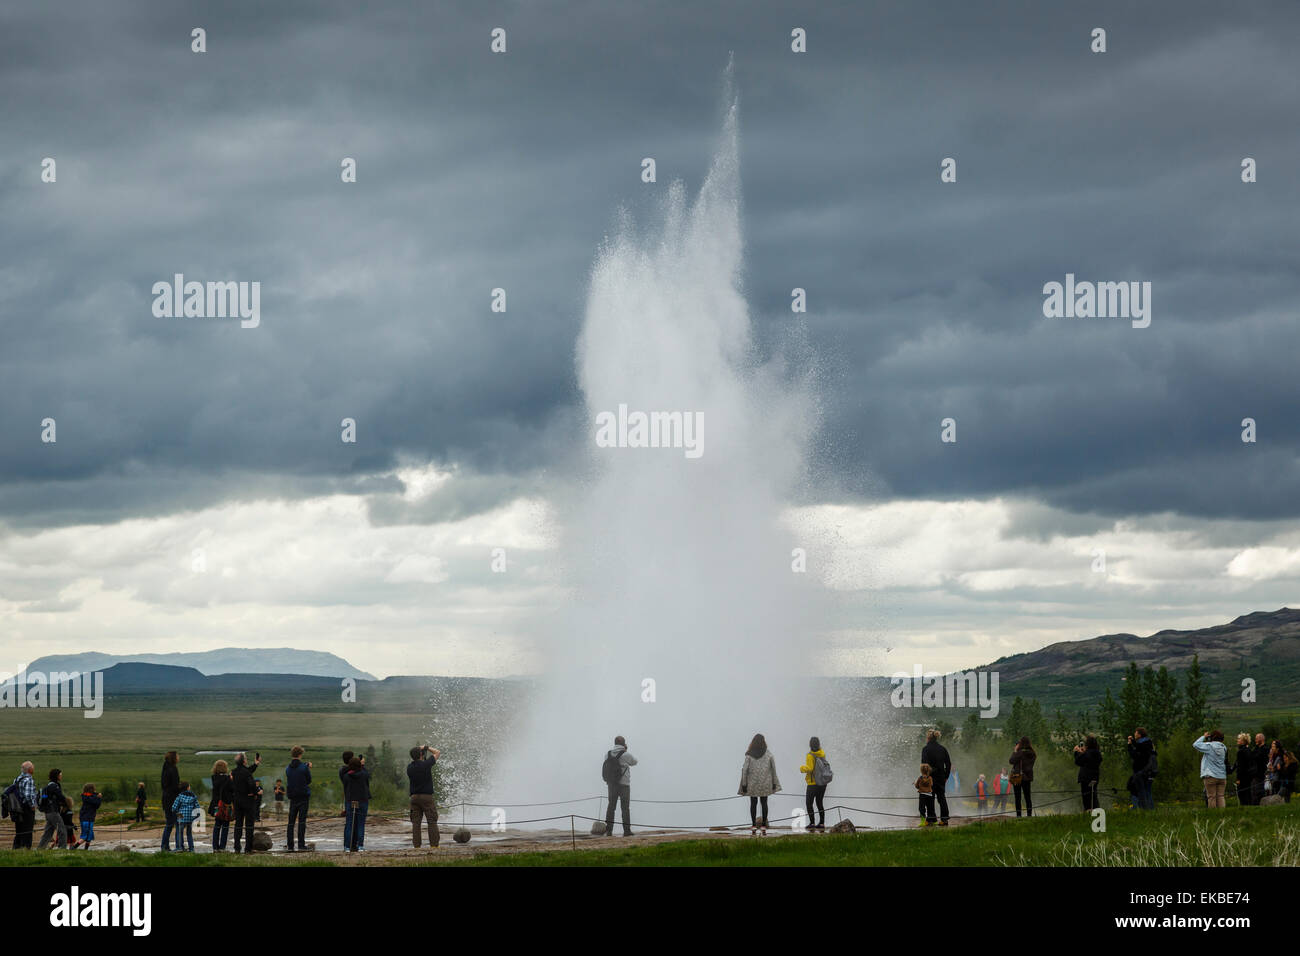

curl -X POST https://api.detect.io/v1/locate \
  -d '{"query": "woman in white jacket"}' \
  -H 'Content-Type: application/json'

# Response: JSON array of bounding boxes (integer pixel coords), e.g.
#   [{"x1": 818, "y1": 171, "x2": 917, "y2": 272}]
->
[
  {"x1": 738, "y1": 734, "x2": 781, "y2": 835},
  {"x1": 1193, "y1": 730, "x2": 1228, "y2": 808}
]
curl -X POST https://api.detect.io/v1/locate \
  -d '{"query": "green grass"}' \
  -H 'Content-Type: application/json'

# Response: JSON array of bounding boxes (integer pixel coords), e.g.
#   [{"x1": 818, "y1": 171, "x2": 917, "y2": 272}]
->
[{"x1": 2, "y1": 803, "x2": 1295, "y2": 867}]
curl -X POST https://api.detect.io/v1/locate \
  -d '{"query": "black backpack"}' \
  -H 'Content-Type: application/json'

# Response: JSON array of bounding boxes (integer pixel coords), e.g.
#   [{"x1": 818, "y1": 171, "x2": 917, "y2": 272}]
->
[
  {"x1": 1, "y1": 783, "x2": 21, "y2": 819},
  {"x1": 601, "y1": 751, "x2": 623, "y2": 785},
  {"x1": 1145, "y1": 749, "x2": 1159, "y2": 778},
  {"x1": 37, "y1": 784, "x2": 54, "y2": 813}
]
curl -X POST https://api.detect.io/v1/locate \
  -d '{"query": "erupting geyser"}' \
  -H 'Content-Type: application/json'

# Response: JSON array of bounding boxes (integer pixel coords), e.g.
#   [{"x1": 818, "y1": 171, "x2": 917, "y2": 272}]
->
[{"x1": 498, "y1": 65, "x2": 848, "y2": 826}]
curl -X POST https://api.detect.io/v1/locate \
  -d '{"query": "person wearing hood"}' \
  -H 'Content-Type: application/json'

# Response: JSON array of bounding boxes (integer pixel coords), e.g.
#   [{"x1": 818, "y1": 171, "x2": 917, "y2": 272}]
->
[
  {"x1": 973, "y1": 773, "x2": 988, "y2": 815},
  {"x1": 798, "y1": 737, "x2": 830, "y2": 831},
  {"x1": 284, "y1": 746, "x2": 312, "y2": 852},
  {"x1": 602, "y1": 736, "x2": 637, "y2": 837},
  {"x1": 738, "y1": 734, "x2": 781, "y2": 836},
  {"x1": 921, "y1": 729, "x2": 952, "y2": 826},
  {"x1": 1193, "y1": 730, "x2": 1228, "y2": 808}
]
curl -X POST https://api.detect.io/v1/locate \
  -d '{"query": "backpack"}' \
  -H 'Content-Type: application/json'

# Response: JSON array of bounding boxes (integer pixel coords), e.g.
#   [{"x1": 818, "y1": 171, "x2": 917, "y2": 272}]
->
[
  {"x1": 1, "y1": 783, "x2": 20, "y2": 819},
  {"x1": 37, "y1": 784, "x2": 54, "y2": 813},
  {"x1": 813, "y1": 754, "x2": 833, "y2": 786},
  {"x1": 1145, "y1": 749, "x2": 1159, "y2": 778},
  {"x1": 601, "y1": 750, "x2": 624, "y2": 786},
  {"x1": 214, "y1": 800, "x2": 231, "y2": 823}
]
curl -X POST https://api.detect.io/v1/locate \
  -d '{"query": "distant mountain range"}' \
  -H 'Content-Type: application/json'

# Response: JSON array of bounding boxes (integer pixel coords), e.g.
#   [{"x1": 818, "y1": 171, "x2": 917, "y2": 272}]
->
[
  {"x1": 974, "y1": 607, "x2": 1300, "y2": 712},
  {"x1": 14, "y1": 610, "x2": 1297, "y2": 715},
  {"x1": 21, "y1": 648, "x2": 376, "y2": 681}
]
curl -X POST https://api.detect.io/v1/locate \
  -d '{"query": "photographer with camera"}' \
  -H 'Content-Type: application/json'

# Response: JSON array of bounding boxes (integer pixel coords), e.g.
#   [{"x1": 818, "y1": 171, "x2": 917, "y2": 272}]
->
[
  {"x1": 1193, "y1": 730, "x2": 1228, "y2": 808},
  {"x1": 407, "y1": 744, "x2": 441, "y2": 848},
  {"x1": 1126, "y1": 728, "x2": 1156, "y2": 810},
  {"x1": 1073, "y1": 735, "x2": 1102, "y2": 811}
]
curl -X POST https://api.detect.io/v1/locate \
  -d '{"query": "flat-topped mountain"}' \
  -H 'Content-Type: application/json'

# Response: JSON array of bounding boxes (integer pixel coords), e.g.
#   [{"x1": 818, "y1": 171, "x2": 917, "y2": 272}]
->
[{"x1": 21, "y1": 648, "x2": 376, "y2": 681}]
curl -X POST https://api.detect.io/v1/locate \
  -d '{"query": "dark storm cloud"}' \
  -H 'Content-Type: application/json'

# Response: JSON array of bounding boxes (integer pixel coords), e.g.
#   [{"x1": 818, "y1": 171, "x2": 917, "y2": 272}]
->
[{"x1": 0, "y1": 0, "x2": 1296, "y2": 525}]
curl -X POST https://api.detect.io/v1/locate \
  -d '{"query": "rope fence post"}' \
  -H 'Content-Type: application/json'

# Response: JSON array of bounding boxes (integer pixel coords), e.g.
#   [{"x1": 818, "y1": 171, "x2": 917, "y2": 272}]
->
[{"x1": 570, "y1": 814, "x2": 576, "y2": 850}]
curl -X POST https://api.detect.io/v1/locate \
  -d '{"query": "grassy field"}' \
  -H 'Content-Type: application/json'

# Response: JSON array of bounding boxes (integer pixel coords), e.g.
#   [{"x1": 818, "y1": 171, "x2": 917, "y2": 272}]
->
[
  {"x1": 1, "y1": 803, "x2": 1295, "y2": 867},
  {"x1": 0, "y1": 705, "x2": 434, "y2": 811}
]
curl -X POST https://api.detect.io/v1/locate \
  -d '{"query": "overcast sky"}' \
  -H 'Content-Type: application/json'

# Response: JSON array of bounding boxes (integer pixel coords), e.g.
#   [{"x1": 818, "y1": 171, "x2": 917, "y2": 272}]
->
[{"x1": 2, "y1": 0, "x2": 1298, "y2": 677}]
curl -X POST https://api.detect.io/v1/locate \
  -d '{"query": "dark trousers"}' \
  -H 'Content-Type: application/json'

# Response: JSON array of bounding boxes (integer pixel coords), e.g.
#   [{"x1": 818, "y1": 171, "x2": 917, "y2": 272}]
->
[
  {"x1": 12, "y1": 807, "x2": 35, "y2": 849},
  {"x1": 134, "y1": 802, "x2": 145, "y2": 822},
  {"x1": 748, "y1": 795, "x2": 770, "y2": 828},
  {"x1": 605, "y1": 783, "x2": 631, "y2": 835},
  {"x1": 287, "y1": 797, "x2": 309, "y2": 850},
  {"x1": 919, "y1": 793, "x2": 936, "y2": 822},
  {"x1": 1236, "y1": 780, "x2": 1253, "y2": 805},
  {"x1": 346, "y1": 802, "x2": 368, "y2": 850},
  {"x1": 1081, "y1": 780, "x2": 1099, "y2": 811},
  {"x1": 160, "y1": 803, "x2": 178, "y2": 849},
  {"x1": 409, "y1": 793, "x2": 438, "y2": 847},
  {"x1": 212, "y1": 818, "x2": 229, "y2": 850},
  {"x1": 1014, "y1": 782, "x2": 1033, "y2": 816},
  {"x1": 933, "y1": 780, "x2": 949, "y2": 821},
  {"x1": 805, "y1": 784, "x2": 827, "y2": 828},
  {"x1": 233, "y1": 804, "x2": 255, "y2": 853},
  {"x1": 177, "y1": 822, "x2": 194, "y2": 851}
]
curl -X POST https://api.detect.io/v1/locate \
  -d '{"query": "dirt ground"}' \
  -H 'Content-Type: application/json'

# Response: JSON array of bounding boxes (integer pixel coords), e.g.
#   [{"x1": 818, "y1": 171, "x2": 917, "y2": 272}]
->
[{"x1": 75, "y1": 806, "x2": 994, "y2": 862}]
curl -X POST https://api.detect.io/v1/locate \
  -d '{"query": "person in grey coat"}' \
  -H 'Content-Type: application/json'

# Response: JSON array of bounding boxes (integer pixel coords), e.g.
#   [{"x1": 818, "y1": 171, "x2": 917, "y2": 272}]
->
[
  {"x1": 602, "y1": 736, "x2": 637, "y2": 837},
  {"x1": 738, "y1": 733, "x2": 782, "y2": 835}
]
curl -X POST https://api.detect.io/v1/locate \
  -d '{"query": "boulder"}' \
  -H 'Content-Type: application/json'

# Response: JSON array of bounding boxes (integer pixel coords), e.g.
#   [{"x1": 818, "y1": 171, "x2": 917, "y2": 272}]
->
[
  {"x1": 1259, "y1": 794, "x2": 1285, "y2": 807},
  {"x1": 826, "y1": 819, "x2": 856, "y2": 834},
  {"x1": 250, "y1": 830, "x2": 273, "y2": 851},
  {"x1": 453, "y1": 828, "x2": 472, "y2": 844},
  {"x1": 590, "y1": 821, "x2": 607, "y2": 835}
]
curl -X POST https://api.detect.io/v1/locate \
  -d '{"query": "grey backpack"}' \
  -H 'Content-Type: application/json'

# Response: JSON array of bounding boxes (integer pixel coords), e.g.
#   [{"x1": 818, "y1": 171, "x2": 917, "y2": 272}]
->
[{"x1": 813, "y1": 755, "x2": 833, "y2": 786}]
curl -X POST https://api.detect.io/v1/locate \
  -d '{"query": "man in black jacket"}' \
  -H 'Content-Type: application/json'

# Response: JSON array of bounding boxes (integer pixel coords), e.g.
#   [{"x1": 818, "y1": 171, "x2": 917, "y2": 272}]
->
[
  {"x1": 1126, "y1": 729, "x2": 1155, "y2": 809},
  {"x1": 921, "y1": 730, "x2": 952, "y2": 826},
  {"x1": 160, "y1": 752, "x2": 181, "y2": 851},
  {"x1": 284, "y1": 746, "x2": 312, "y2": 852},
  {"x1": 231, "y1": 752, "x2": 262, "y2": 854},
  {"x1": 1073, "y1": 736, "x2": 1103, "y2": 810},
  {"x1": 407, "y1": 745, "x2": 440, "y2": 848}
]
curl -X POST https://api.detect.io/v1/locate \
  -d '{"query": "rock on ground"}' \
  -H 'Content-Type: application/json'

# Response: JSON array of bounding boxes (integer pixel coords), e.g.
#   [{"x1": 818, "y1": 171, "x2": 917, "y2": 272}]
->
[
  {"x1": 826, "y1": 819, "x2": 856, "y2": 834},
  {"x1": 453, "y1": 828, "x2": 472, "y2": 844}
]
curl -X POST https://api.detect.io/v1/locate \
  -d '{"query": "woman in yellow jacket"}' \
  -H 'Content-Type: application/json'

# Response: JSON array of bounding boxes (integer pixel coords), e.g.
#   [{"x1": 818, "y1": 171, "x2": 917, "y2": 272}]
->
[{"x1": 799, "y1": 737, "x2": 831, "y2": 831}]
